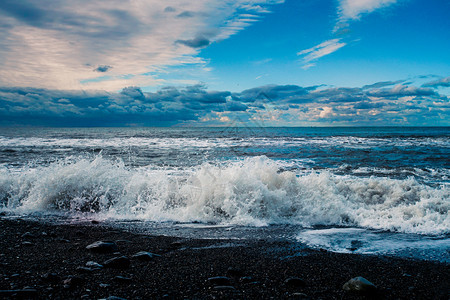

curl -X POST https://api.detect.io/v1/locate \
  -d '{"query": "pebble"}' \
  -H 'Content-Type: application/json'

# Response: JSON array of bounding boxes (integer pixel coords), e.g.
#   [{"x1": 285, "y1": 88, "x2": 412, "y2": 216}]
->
[
  {"x1": 132, "y1": 251, "x2": 161, "y2": 261},
  {"x1": 21, "y1": 241, "x2": 33, "y2": 246},
  {"x1": 63, "y1": 276, "x2": 85, "y2": 289},
  {"x1": 86, "y1": 261, "x2": 103, "y2": 268},
  {"x1": 113, "y1": 276, "x2": 132, "y2": 284},
  {"x1": 0, "y1": 289, "x2": 38, "y2": 297},
  {"x1": 76, "y1": 266, "x2": 98, "y2": 273},
  {"x1": 208, "y1": 276, "x2": 232, "y2": 286},
  {"x1": 42, "y1": 273, "x2": 59, "y2": 283},
  {"x1": 103, "y1": 256, "x2": 130, "y2": 269},
  {"x1": 213, "y1": 286, "x2": 236, "y2": 291},
  {"x1": 343, "y1": 276, "x2": 377, "y2": 292},
  {"x1": 86, "y1": 241, "x2": 118, "y2": 254},
  {"x1": 21, "y1": 232, "x2": 34, "y2": 238},
  {"x1": 284, "y1": 277, "x2": 306, "y2": 288},
  {"x1": 291, "y1": 292, "x2": 310, "y2": 299}
]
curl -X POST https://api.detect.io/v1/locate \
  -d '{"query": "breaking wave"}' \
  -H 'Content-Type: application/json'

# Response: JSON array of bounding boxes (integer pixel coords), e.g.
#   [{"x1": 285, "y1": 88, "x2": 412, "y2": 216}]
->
[{"x1": 0, "y1": 156, "x2": 448, "y2": 235}]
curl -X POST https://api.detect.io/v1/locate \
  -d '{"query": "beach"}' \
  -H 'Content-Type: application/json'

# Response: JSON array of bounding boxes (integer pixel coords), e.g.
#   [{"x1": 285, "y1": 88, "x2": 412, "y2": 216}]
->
[{"x1": 1, "y1": 217, "x2": 448, "y2": 299}]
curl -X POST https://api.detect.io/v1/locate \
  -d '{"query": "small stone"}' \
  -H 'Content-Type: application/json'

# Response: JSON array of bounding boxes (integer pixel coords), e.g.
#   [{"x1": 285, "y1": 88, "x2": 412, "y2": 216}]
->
[
  {"x1": 113, "y1": 276, "x2": 132, "y2": 284},
  {"x1": 0, "y1": 289, "x2": 38, "y2": 297},
  {"x1": 291, "y1": 292, "x2": 309, "y2": 299},
  {"x1": 86, "y1": 261, "x2": 103, "y2": 268},
  {"x1": 104, "y1": 296, "x2": 127, "y2": 300},
  {"x1": 21, "y1": 232, "x2": 34, "y2": 238},
  {"x1": 91, "y1": 220, "x2": 100, "y2": 224},
  {"x1": 132, "y1": 251, "x2": 161, "y2": 261},
  {"x1": 63, "y1": 276, "x2": 85, "y2": 289},
  {"x1": 76, "y1": 267, "x2": 98, "y2": 273},
  {"x1": 208, "y1": 276, "x2": 232, "y2": 286},
  {"x1": 240, "y1": 276, "x2": 254, "y2": 283},
  {"x1": 86, "y1": 241, "x2": 118, "y2": 254},
  {"x1": 21, "y1": 241, "x2": 33, "y2": 246},
  {"x1": 103, "y1": 256, "x2": 130, "y2": 269},
  {"x1": 343, "y1": 276, "x2": 376, "y2": 292},
  {"x1": 213, "y1": 286, "x2": 236, "y2": 291},
  {"x1": 42, "y1": 273, "x2": 59, "y2": 283},
  {"x1": 284, "y1": 277, "x2": 306, "y2": 288}
]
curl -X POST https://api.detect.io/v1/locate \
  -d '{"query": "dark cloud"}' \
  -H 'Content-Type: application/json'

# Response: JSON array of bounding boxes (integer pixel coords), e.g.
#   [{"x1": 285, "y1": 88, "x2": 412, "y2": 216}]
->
[
  {"x1": 176, "y1": 36, "x2": 211, "y2": 48},
  {"x1": 238, "y1": 84, "x2": 309, "y2": 103},
  {"x1": 367, "y1": 85, "x2": 436, "y2": 97},
  {"x1": 177, "y1": 11, "x2": 194, "y2": 18},
  {"x1": 422, "y1": 77, "x2": 450, "y2": 88},
  {"x1": 94, "y1": 65, "x2": 112, "y2": 72},
  {"x1": 164, "y1": 6, "x2": 176, "y2": 13},
  {"x1": 0, "y1": 80, "x2": 448, "y2": 127},
  {"x1": 0, "y1": 1, "x2": 46, "y2": 27},
  {"x1": 362, "y1": 80, "x2": 404, "y2": 89}
]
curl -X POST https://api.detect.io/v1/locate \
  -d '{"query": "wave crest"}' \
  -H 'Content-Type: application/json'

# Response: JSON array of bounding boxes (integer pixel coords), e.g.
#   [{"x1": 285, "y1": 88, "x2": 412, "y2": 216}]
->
[{"x1": 1, "y1": 156, "x2": 448, "y2": 234}]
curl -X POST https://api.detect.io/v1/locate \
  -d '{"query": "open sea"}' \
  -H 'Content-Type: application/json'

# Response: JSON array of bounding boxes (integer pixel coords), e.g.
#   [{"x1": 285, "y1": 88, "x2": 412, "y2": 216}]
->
[{"x1": 0, "y1": 127, "x2": 448, "y2": 262}]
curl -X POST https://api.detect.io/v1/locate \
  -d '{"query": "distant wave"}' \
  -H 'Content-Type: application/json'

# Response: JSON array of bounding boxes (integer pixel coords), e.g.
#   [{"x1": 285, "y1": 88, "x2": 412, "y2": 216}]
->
[{"x1": 1, "y1": 155, "x2": 448, "y2": 235}]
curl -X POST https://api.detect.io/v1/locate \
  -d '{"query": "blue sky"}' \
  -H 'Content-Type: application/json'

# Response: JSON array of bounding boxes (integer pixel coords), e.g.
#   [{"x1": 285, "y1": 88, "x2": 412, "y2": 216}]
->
[{"x1": 0, "y1": 0, "x2": 448, "y2": 126}]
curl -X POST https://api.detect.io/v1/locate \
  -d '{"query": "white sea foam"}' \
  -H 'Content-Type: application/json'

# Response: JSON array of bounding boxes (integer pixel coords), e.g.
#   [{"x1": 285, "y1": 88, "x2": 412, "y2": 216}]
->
[
  {"x1": 0, "y1": 135, "x2": 448, "y2": 149},
  {"x1": 0, "y1": 156, "x2": 448, "y2": 234}
]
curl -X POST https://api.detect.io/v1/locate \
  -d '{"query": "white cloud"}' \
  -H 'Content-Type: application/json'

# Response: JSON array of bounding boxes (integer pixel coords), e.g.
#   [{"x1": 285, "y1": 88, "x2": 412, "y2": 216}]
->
[
  {"x1": 0, "y1": 0, "x2": 284, "y2": 91},
  {"x1": 337, "y1": 0, "x2": 398, "y2": 20},
  {"x1": 297, "y1": 39, "x2": 346, "y2": 64}
]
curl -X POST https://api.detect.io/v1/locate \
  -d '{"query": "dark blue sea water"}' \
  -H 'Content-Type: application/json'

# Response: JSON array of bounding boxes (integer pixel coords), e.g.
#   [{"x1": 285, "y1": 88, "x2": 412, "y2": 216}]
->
[{"x1": 0, "y1": 127, "x2": 448, "y2": 261}]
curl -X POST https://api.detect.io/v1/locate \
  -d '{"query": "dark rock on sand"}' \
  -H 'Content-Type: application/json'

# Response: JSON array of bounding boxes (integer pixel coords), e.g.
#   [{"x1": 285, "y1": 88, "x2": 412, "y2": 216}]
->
[
  {"x1": 103, "y1": 256, "x2": 130, "y2": 269},
  {"x1": 21, "y1": 232, "x2": 34, "y2": 238},
  {"x1": 132, "y1": 251, "x2": 161, "y2": 261},
  {"x1": 76, "y1": 266, "x2": 99, "y2": 273},
  {"x1": 86, "y1": 261, "x2": 103, "y2": 268},
  {"x1": 0, "y1": 289, "x2": 38, "y2": 297},
  {"x1": 240, "y1": 276, "x2": 255, "y2": 283},
  {"x1": 104, "y1": 296, "x2": 127, "y2": 300},
  {"x1": 213, "y1": 285, "x2": 236, "y2": 291},
  {"x1": 169, "y1": 241, "x2": 183, "y2": 249},
  {"x1": 343, "y1": 276, "x2": 376, "y2": 292},
  {"x1": 290, "y1": 292, "x2": 310, "y2": 299},
  {"x1": 42, "y1": 273, "x2": 60, "y2": 284},
  {"x1": 208, "y1": 276, "x2": 232, "y2": 286},
  {"x1": 86, "y1": 241, "x2": 118, "y2": 253},
  {"x1": 113, "y1": 276, "x2": 132, "y2": 284},
  {"x1": 63, "y1": 276, "x2": 85, "y2": 289},
  {"x1": 284, "y1": 277, "x2": 306, "y2": 288}
]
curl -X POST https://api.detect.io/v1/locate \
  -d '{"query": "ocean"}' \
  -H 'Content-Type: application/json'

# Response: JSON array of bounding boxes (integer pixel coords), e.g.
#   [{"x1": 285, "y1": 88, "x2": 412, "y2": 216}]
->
[{"x1": 0, "y1": 127, "x2": 448, "y2": 262}]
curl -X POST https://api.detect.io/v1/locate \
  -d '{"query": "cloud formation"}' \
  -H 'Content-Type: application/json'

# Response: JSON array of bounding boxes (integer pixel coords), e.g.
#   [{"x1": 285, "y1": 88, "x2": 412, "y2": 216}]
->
[
  {"x1": 1, "y1": 78, "x2": 448, "y2": 127},
  {"x1": 337, "y1": 0, "x2": 398, "y2": 21},
  {"x1": 0, "y1": 0, "x2": 284, "y2": 90},
  {"x1": 297, "y1": 39, "x2": 346, "y2": 68},
  {"x1": 298, "y1": 0, "x2": 399, "y2": 68},
  {"x1": 422, "y1": 76, "x2": 450, "y2": 88}
]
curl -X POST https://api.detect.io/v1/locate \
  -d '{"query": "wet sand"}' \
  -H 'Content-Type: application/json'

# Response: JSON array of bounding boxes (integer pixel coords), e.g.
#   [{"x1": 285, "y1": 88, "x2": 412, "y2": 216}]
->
[{"x1": 0, "y1": 217, "x2": 448, "y2": 299}]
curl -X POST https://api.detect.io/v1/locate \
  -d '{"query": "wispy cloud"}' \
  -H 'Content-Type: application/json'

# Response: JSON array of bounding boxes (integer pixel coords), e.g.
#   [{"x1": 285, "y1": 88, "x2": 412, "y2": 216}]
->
[
  {"x1": 0, "y1": 0, "x2": 284, "y2": 91},
  {"x1": 337, "y1": 0, "x2": 398, "y2": 21},
  {"x1": 299, "y1": 0, "x2": 399, "y2": 69},
  {"x1": 297, "y1": 39, "x2": 346, "y2": 65}
]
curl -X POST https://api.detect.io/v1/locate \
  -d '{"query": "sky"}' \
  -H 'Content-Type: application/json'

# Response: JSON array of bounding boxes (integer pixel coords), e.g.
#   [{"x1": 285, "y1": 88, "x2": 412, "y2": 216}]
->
[{"x1": 0, "y1": 0, "x2": 448, "y2": 126}]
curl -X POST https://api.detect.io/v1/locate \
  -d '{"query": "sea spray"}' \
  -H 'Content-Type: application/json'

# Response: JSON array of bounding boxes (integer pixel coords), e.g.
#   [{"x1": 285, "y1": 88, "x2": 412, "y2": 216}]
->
[{"x1": 0, "y1": 155, "x2": 448, "y2": 234}]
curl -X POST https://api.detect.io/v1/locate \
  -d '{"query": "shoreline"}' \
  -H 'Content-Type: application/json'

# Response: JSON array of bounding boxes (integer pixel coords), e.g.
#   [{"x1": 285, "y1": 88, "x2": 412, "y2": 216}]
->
[{"x1": 0, "y1": 218, "x2": 448, "y2": 299}]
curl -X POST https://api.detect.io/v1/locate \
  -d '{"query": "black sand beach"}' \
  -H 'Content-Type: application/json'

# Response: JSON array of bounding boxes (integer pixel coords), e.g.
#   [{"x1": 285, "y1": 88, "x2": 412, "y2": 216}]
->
[{"x1": 0, "y1": 217, "x2": 448, "y2": 299}]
